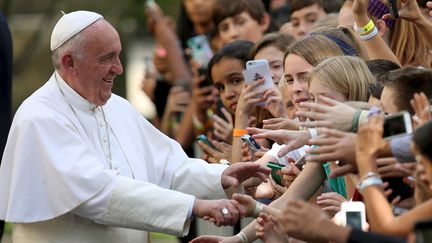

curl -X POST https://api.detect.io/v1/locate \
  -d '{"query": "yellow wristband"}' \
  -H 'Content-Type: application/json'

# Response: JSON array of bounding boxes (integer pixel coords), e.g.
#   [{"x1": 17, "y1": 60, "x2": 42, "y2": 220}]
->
[
  {"x1": 233, "y1": 129, "x2": 248, "y2": 137},
  {"x1": 360, "y1": 19, "x2": 375, "y2": 34}
]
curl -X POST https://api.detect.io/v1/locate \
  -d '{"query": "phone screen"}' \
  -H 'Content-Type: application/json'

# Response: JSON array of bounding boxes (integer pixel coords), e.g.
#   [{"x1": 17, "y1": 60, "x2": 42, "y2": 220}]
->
[
  {"x1": 346, "y1": 211, "x2": 363, "y2": 229},
  {"x1": 415, "y1": 219, "x2": 432, "y2": 243},
  {"x1": 383, "y1": 114, "x2": 407, "y2": 138}
]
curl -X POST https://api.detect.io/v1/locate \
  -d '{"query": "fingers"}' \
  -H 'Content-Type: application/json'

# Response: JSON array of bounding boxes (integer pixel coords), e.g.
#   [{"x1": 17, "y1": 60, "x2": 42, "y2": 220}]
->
[
  {"x1": 298, "y1": 101, "x2": 331, "y2": 113},
  {"x1": 295, "y1": 110, "x2": 325, "y2": 121},
  {"x1": 298, "y1": 120, "x2": 331, "y2": 128},
  {"x1": 277, "y1": 144, "x2": 292, "y2": 157},
  {"x1": 330, "y1": 164, "x2": 358, "y2": 178},
  {"x1": 198, "y1": 140, "x2": 221, "y2": 158},
  {"x1": 288, "y1": 162, "x2": 302, "y2": 175},
  {"x1": 220, "y1": 107, "x2": 233, "y2": 124},
  {"x1": 247, "y1": 127, "x2": 265, "y2": 135},
  {"x1": 317, "y1": 95, "x2": 341, "y2": 106}
]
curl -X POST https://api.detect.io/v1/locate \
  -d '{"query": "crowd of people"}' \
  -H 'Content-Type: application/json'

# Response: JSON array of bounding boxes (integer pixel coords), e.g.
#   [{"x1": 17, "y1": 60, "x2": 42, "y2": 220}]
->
[
  {"x1": 143, "y1": 0, "x2": 432, "y2": 242},
  {"x1": 1, "y1": 0, "x2": 432, "y2": 242}
]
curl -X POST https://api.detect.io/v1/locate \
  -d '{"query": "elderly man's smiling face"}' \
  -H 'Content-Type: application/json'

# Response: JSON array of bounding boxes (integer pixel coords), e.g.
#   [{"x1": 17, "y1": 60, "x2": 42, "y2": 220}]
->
[{"x1": 71, "y1": 20, "x2": 123, "y2": 106}]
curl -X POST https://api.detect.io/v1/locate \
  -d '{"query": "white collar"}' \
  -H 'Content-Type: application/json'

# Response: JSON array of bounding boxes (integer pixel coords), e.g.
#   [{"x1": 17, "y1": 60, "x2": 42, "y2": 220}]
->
[{"x1": 55, "y1": 71, "x2": 97, "y2": 112}]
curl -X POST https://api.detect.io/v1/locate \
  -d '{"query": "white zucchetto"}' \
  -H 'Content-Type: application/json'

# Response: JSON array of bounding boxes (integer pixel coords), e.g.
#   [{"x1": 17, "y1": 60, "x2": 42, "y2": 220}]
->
[{"x1": 50, "y1": 10, "x2": 103, "y2": 51}]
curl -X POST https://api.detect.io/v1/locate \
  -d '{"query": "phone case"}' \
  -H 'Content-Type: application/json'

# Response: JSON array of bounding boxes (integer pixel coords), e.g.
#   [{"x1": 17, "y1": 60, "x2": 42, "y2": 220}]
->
[
  {"x1": 294, "y1": 155, "x2": 307, "y2": 171},
  {"x1": 267, "y1": 162, "x2": 285, "y2": 185},
  {"x1": 242, "y1": 64, "x2": 274, "y2": 106},
  {"x1": 187, "y1": 35, "x2": 213, "y2": 66}
]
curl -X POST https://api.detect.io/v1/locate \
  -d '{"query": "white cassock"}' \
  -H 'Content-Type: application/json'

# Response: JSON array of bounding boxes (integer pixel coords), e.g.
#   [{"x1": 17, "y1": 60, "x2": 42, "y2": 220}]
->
[{"x1": 0, "y1": 72, "x2": 233, "y2": 243}]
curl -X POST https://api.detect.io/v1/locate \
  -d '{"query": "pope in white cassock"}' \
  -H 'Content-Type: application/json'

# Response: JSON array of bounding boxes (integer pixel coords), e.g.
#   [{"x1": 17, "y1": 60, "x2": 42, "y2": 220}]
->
[{"x1": 0, "y1": 11, "x2": 271, "y2": 243}]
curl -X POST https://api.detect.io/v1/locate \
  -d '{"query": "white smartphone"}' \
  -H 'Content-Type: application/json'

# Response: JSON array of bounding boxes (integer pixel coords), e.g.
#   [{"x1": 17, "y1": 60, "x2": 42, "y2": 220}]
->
[
  {"x1": 340, "y1": 201, "x2": 367, "y2": 231},
  {"x1": 242, "y1": 59, "x2": 275, "y2": 106},
  {"x1": 383, "y1": 111, "x2": 413, "y2": 140},
  {"x1": 246, "y1": 59, "x2": 268, "y2": 69}
]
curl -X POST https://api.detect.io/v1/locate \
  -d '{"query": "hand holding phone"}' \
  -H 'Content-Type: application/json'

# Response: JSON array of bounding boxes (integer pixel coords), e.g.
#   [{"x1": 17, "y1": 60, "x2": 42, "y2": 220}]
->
[
  {"x1": 197, "y1": 135, "x2": 218, "y2": 150},
  {"x1": 267, "y1": 162, "x2": 285, "y2": 186},
  {"x1": 187, "y1": 35, "x2": 213, "y2": 66},
  {"x1": 240, "y1": 134, "x2": 261, "y2": 152},
  {"x1": 294, "y1": 155, "x2": 307, "y2": 171},
  {"x1": 242, "y1": 60, "x2": 275, "y2": 106}
]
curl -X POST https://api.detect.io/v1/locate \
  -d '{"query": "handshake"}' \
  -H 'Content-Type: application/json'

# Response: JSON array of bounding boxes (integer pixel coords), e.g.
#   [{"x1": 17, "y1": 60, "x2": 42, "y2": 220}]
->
[
  {"x1": 193, "y1": 162, "x2": 271, "y2": 226},
  {"x1": 193, "y1": 193, "x2": 264, "y2": 227}
]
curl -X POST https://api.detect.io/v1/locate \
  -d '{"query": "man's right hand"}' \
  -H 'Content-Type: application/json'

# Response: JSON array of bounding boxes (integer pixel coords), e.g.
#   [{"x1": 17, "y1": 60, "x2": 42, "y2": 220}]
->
[{"x1": 192, "y1": 199, "x2": 246, "y2": 227}]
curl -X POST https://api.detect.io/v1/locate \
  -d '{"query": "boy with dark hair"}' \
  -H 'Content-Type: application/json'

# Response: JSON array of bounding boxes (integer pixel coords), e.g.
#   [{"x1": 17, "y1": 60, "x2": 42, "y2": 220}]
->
[
  {"x1": 212, "y1": 0, "x2": 271, "y2": 46},
  {"x1": 289, "y1": 0, "x2": 327, "y2": 39}
]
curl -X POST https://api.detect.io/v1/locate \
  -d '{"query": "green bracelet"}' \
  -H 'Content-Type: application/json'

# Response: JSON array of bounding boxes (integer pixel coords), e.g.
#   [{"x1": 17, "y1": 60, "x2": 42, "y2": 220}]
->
[{"x1": 352, "y1": 109, "x2": 362, "y2": 133}]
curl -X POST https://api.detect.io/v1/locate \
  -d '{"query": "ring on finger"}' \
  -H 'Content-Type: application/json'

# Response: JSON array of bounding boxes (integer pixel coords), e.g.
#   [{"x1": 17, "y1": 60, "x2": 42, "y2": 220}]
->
[{"x1": 221, "y1": 207, "x2": 229, "y2": 216}]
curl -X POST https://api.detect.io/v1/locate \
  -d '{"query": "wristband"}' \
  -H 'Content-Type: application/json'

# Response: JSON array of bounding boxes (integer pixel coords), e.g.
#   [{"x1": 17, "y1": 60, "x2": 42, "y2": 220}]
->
[
  {"x1": 351, "y1": 109, "x2": 362, "y2": 133},
  {"x1": 236, "y1": 231, "x2": 248, "y2": 243},
  {"x1": 308, "y1": 128, "x2": 318, "y2": 139},
  {"x1": 233, "y1": 129, "x2": 248, "y2": 137},
  {"x1": 252, "y1": 201, "x2": 264, "y2": 218},
  {"x1": 358, "y1": 172, "x2": 380, "y2": 183},
  {"x1": 354, "y1": 19, "x2": 375, "y2": 35},
  {"x1": 359, "y1": 176, "x2": 383, "y2": 193},
  {"x1": 359, "y1": 27, "x2": 379, "y2": 41}
]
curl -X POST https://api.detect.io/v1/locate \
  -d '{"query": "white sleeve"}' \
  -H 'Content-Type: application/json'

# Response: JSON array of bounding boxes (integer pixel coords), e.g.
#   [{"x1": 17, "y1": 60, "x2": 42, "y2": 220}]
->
[
  {"x1": 170, "y1": 158, "x2": 243, "y2": 199},
  {"x1": 72, "y1": 176, "x2": 195, "y2": 236}
]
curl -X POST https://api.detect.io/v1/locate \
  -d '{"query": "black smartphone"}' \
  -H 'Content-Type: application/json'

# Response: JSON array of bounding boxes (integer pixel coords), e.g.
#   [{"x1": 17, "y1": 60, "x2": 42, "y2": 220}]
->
[
  {"x1": 198, "y1": 67, "x2": 212, "y2": 88},
  {"x1": 414, "y1": 219, "x2": 432, "y2": 243},
  {"x1": 240, "y1": 134, "x2": 261, "y2": 152},
  {"x1": 215, "y1": 98, "x2": 228, "y2": 122},
  {"x1": 389, "y1": 0, "x2": 399, "y2": 18},
  {"x1": 267, "y1": 162, "x2": 285, "y2": 186},
  {"x1": 294, "y1": 155, "x2": 307, "y2": 171}
]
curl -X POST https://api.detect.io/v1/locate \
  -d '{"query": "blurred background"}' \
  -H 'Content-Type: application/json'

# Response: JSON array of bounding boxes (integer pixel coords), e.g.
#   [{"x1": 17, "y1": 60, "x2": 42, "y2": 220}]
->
[
  {"x1": 1, "y1": 0, "x2": 179, "y2": 119},
  {"x1": 1, "y1": 0, "x2": 181, "y2": 242}
]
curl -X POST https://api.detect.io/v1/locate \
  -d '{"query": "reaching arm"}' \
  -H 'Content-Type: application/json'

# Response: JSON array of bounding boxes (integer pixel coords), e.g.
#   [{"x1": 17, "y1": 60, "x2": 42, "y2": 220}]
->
[{"x1": 352, "y1": 0, "x2": 401, "y2": 65}]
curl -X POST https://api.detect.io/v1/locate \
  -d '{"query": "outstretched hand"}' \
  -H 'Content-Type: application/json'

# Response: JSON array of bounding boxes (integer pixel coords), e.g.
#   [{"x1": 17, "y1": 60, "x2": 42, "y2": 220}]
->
[
  {"x1": 193, "y1": 199, "x2": 246, "y2": 227},
  {"x1": 278, "y1": 199, "x2": 333, "y2": 242},
  {"x1": 306, "y1": 128, "x2": 358, "y2": 178},
  {"x1": 190, "y1": 235, "x2": 240, "y2": 243},
  {"x1": 411, "y1": 92, "x2": 431, "y2": 128},
  {"x1": 221, "y1": 162, "x2": 271, "y2": 188},
  {"x1": 247, "y1": 127, "x2": 310, "y2": 157},
  {"x1": 382, "y1": 0, "x2": 423, "y2": 22},
  {"x1": 296, "y1": 96, "x2": 357, "y2": 132}
]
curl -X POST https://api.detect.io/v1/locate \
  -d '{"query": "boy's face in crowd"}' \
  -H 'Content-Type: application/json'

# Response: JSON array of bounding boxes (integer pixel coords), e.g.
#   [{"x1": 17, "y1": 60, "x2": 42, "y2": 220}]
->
[
  {"x1": 309, "y1": 77, "x2": 347, "y2": 103},
  {"x1": 291, "y1": 4, "x2": 326, "y2": 39},
  {"x1": 254, "y1": 46, "x2": 284, "y2": 84},
  {"x1": 283, "y1": 54, "x2": 312, "y2": 111},
  {"x1": 183, "y1": 0, "x2": 215, "y2": 25},
  {"x1": 71, "y1": 20, "x2": 124, "y2": 106},
  {"x1": 217, "y1": 11, "x2": 267, "y2": 46},
  {"x1": 211, "y1": 57, "x2": 245, "y2": 114}
]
